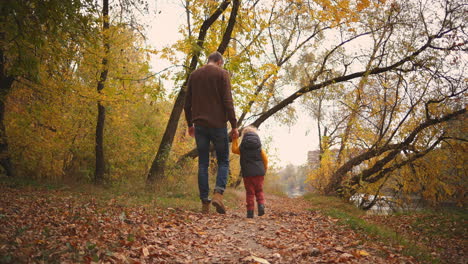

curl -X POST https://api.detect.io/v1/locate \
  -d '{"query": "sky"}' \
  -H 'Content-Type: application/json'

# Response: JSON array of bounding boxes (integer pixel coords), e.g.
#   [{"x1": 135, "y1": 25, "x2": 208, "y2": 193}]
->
[{"x1": 146, "y1": 1, "x2": 319, "y2": 168}]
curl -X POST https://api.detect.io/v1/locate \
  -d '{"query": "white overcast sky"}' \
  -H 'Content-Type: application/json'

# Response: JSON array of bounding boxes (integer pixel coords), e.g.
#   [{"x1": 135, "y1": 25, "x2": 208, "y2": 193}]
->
[{"x1": 145, "y1": 1, "x2": 319, "y2": 168}]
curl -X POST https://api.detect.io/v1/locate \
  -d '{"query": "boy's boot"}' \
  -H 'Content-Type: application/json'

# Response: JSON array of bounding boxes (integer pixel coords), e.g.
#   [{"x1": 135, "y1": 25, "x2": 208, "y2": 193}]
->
[
  {"x1": 201, "y1": 200, "x2": 211, "y2": 214},
  {"x1": 211, "y1": 191, "x2": 226, "y2": 214},
  {"x1": 258, "y1": 204, "x2": 265, "y2": 216},
  {"x1": 247, "y1": 210, "x2": 254, "y2": 218}
]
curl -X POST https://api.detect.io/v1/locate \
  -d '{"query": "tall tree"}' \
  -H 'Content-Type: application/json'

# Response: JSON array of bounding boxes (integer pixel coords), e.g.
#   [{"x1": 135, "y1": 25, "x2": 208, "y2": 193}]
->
[
  {"x1": 0, "y1": 30, "x2": 14, "y2": 177},
  {"x1": 94, "y1": 0, "x2": 110, "y2": 184},
  {"x1": 6, "y1": 17, "x2": 159, "y2": 181},
  {"x1": 176, "y1": 0, "x2": 348, "y2": 164},
  {"x1": 147, "y1": 0, "x2": 239, "y2": 183},
  {"x1": 0, "y1": 0, "x2": 94, "y2": 177},
  {"x1": 175, "y1": 0, "x2": 466, "y2": 196}
]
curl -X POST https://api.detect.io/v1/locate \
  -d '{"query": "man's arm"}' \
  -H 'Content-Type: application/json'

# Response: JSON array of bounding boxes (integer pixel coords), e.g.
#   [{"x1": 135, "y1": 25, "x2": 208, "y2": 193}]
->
[
  {"x1": 221, "y1": 70, "x2": 237, "y2": 129},
  {"x1": 184, "y1": 75, "x2": 193, "y2": 128}
]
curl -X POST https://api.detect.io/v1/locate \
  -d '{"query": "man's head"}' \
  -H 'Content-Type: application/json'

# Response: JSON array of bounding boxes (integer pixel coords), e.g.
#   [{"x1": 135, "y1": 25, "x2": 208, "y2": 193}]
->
[{"x1": 207, "y1": 51, "x2": 224, "y2": 67}]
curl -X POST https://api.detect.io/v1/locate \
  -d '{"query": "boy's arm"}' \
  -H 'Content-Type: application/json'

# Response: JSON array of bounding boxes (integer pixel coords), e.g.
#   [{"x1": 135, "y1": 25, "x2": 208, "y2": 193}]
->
[
  {"x1": 231, "y1": 137, "x2": 240, "y2": 155},
  {"x1": 261, "y1": 149, "x2": 268, "y2": 171}
]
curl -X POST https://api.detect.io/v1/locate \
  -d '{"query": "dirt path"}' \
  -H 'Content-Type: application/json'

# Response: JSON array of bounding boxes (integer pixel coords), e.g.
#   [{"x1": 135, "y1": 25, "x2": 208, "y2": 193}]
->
[
  {"x1": 157, "y1": 191, "x2": 416, "y2": 263},
  {"x1": 0, "y1": 187, "x2": 417, "y2": 263}
]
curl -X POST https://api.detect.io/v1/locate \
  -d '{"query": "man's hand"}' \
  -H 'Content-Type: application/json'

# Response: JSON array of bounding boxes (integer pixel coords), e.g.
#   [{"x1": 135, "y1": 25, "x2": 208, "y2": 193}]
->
[
  {"x1": 188, "y1": 126, "x2": 195, "y2": 137},
  {"x1": 230, "y1": 128, "x2": 239, "y2": 139}
]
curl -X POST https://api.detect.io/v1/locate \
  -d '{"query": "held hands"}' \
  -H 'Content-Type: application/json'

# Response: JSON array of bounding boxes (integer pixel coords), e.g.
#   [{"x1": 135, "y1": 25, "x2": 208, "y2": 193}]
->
[
  {"x1": 230, "y1": 128, "x2": 239, "y2": 140},
  {"x1": 188, "y1": 126, "x2": 195, "y2": 137}
]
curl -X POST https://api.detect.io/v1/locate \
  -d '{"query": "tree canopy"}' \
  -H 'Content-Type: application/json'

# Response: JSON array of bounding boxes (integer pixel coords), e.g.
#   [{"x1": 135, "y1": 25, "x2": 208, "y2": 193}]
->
[{"x1": 0, "y1": 0, "x2": 466, "y2": 206}]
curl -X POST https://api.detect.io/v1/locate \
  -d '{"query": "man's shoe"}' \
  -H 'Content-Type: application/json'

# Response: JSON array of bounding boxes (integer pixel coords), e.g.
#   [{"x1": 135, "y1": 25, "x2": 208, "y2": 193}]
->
[
  {"x1": 258, "y1": 204, "x2": 265, "y2": 216},
  {"x1": 211, "y1": 192, "x2": 226, "y2": 214},
  {"x1": 201, "y1": 200, "x2": 211, "y2": 214},
  {"x1": 247, "y1": 210, "x2": 254, "y2": 218}
]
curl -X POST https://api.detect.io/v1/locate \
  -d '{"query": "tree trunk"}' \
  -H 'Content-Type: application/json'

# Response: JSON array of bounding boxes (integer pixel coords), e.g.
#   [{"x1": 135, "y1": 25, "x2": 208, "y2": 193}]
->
[
  {"x1": 94, "y1": 0, "x2": 110, "y2": 184},
  {"x1": 146, "y1": 0, "x2": 236, "y2": 184},
  {"x1": 0, "y1": 31, "x2": 14, "y2": 177},
  {"x1": 176, "y1": 33, "x2": 442, "y2": 167},
  {"x1": 0, "y1": 83, "x2": 14, "y2": 177},
  {"x1": 94, "y1": 102, "x2": 106, "y2": 183},
  {"x1": 324, "y1": 108, "x2": 467, "y2": 195},
  {"x1": 232, "y1": 171, "x2": 243, "y2": 188},
  {"x1": 147, "y1": 87, "x2": 186, "y2": 182}
]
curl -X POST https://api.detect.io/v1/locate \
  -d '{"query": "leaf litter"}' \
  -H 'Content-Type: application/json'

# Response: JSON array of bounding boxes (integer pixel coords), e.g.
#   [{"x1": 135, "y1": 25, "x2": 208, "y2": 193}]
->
[{"x1": 0, "y1": 187, "x2": 420, "y2": 263}]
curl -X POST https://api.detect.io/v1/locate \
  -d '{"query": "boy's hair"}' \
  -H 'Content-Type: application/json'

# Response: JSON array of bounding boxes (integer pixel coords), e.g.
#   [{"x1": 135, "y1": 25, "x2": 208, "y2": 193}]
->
[
  {"x1": 207, "y1": 51, "x2": 223, "y2": 63},
  {"x1": 242, "y1": 126, "x2": 259, "y2": 135}
]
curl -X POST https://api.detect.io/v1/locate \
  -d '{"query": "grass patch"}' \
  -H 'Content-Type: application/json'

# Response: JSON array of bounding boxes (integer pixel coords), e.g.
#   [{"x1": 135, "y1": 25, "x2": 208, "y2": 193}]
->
[
  {"x1": 0, "y1": 175, "x2": 244, "y2": 214},
  {"x1": 304, "y1": 192, "x2": 363, "y2": 215},
  {"x1": 0, "y1": 176, "x2": 61, "y2": 190},
  {"x1": 0, "y1": 176, "x2": 197, "y2": 212},
  {"x1": 409, "y1": 208, "x2": 467, "y2": 240},
  {"x1": 303, "y1": 193, "x2": 440, "y2": 263},
  {"x1": 68, "y1": 180, "x2": 204, "y2": 213}
]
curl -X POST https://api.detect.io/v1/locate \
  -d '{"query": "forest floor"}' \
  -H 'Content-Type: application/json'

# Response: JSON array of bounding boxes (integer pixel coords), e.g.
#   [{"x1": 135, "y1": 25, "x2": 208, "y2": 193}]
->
[{"x1": 0, "y1": 181, "x2": 466, "y2": 264}]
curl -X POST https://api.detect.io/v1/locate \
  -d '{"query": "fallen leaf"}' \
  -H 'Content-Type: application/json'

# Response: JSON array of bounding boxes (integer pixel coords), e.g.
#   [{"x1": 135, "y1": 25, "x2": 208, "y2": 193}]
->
[
  {"x1": 309, "y1": 247, "x2": 321, "y2": 256},
  {"x1": 242, "y1": 255, "x2": 270, "y2": 264},
  {"x1": 357, "y1": 249, "x2": 370, "y2": 256},
  {"x1": 335, "y1": 246, "x2": 344, "y2": 252},
  {"x1": 339, "y1": 252, "x2": 354, "y2": 260},
  {"x1": 142, "y1": 247, "x2": 149, "y2": 257}
]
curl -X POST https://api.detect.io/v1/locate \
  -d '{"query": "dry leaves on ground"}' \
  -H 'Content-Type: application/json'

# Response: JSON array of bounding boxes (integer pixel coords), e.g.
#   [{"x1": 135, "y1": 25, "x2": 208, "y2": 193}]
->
[{"x1": 0, "y1": 187, "x2": 419, "y2": 263}]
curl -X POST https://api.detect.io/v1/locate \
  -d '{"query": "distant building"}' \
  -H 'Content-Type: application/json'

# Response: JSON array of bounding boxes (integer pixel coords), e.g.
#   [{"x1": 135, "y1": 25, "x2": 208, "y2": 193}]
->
[
  {"x1": 307, "y1": 148, "x2": 343, "y2": 169},
  {"x1": 307, "y1": 150, "x2": 321, "y2": 169}
]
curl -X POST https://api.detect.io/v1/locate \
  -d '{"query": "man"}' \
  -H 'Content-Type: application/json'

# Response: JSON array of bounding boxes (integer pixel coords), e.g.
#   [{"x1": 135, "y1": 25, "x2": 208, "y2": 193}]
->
[{"x1": 184, "y1": 51, "x2": 239, "y2": 214}]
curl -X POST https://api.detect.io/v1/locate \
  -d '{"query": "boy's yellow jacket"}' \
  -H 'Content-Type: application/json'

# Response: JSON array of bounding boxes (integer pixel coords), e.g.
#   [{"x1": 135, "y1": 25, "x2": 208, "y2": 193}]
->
[{"x1": 231, "y1": 137, "x2": 268, "y2": 171}]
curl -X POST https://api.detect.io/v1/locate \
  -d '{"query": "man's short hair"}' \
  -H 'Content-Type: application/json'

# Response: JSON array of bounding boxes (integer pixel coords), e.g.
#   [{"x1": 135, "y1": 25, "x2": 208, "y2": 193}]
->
[{"x1": 207, "y1": 51, "x2": 223, "y2": 63}]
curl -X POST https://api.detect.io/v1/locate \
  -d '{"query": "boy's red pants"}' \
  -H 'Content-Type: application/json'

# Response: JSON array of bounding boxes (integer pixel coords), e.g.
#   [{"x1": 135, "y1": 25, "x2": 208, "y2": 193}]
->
[{"x1": 243, "y1": 175, "x2": 265, "y2": 211}]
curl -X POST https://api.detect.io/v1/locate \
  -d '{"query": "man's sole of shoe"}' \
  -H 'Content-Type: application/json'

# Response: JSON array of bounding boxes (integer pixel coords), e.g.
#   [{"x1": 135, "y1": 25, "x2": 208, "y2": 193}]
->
[{"x1": 212, "y1": 200, "x2": 226, "y2": 214}]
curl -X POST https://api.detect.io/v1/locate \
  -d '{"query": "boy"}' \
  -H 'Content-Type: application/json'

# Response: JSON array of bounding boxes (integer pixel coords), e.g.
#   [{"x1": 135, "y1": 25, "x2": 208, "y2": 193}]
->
[{"x1": 232, "y1": 126, "x2": 268, "y2": 218}]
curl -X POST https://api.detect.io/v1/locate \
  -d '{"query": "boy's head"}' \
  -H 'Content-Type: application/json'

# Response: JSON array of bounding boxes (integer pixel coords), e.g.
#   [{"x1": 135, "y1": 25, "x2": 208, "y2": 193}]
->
[
  {"x1": 241, "y1": 126, "x2": 259, "y2": 136},
  {"x1": 240, "y1": 126, "x2": 262, "y2": 149}
]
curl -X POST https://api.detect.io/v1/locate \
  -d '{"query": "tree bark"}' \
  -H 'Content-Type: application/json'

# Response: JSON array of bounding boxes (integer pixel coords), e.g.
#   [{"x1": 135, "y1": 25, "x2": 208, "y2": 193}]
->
[
  {"x1": 325, "y1": 108, "x2": 467, "y2": 195},
  {"x1": 0, "y1": 30, "x2": 14, "y2": 177},
  {"x1": 94, "y1": 0, "x2": 110, "y2": 184},
  {"x1": 0, "y1": 80, "x2": 14, "y2": 177},
  {"x1": 175, "y1": 32, "x2": 441, "y2": 165},
  {"x1": 147, "y1": 0, "x2": 237, "y2": 184},
  {"x1": 217, "y1": 0, "x2": 240, "y2": 55},
  {"x1": 250, "y1": 34, "x2": 438, "y2": 129}
]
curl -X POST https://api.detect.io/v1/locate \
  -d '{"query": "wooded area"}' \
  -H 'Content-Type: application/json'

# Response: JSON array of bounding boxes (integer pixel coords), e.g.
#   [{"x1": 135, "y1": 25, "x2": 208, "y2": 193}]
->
[
  {"x1": 0, "y1": 0, "x2": 466, "y2": 207},
  {"x1": 0, "y1": 0, "x2": 467, "y2": 263}
]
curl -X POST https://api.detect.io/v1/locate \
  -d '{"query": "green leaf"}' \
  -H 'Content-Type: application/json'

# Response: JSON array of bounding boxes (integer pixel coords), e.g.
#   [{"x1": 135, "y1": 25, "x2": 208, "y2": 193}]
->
[{"x1": 86, "y1": 242, "x2": 96, "y2": 250}]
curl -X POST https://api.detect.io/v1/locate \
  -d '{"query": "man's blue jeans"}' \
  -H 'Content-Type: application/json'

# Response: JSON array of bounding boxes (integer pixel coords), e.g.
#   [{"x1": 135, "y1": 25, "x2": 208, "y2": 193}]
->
[{"x1": 194, "y1": 125, "x2": 229, "y2": 202}]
